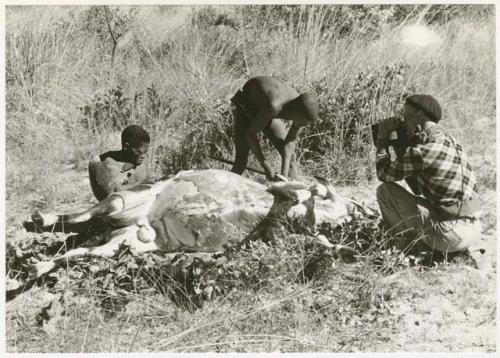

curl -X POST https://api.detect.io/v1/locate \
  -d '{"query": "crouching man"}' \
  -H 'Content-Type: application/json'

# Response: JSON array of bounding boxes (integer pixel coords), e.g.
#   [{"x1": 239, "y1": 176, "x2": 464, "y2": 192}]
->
[
  {"x1": 375, "y1": 94, "x2": 482, "y2": 254},
  {"x1": 89, "y1": 125, "x2": 158, "y2": 201},
  {"x1": 87, "y1": 125, "x2": 159, "y2": 242}
]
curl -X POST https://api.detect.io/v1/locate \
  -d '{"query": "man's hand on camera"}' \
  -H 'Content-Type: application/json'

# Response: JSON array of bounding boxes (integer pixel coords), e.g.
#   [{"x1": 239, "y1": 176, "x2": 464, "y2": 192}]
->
[{"x1": 377, "y1": 117, "x2": 402, "y2": 139}]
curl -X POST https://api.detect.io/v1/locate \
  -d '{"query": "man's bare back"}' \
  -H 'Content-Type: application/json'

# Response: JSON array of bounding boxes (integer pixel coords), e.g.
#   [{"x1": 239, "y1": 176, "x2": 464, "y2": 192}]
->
[{"x1": 230, "y1": 76, "x2": 318, "y2": 180}]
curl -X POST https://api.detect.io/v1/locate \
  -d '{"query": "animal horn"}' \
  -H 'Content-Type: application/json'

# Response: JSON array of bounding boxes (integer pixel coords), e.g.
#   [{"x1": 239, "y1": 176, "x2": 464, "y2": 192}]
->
[
  {"x1": 313, "y1": 176, "x2": 378, "y2": 217},
  {"x1": 266, "y1": 181, "x2": 309, "y2": 203},
  {"x1": 313, "y1": 176, "x2": 344, "y2": 202}
]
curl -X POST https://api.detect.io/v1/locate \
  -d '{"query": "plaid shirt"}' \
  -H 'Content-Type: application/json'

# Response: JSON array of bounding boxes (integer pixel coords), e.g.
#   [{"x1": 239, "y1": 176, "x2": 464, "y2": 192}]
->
[{"x1": 376, "y1": 125, "x2": 478, "y2": 206}]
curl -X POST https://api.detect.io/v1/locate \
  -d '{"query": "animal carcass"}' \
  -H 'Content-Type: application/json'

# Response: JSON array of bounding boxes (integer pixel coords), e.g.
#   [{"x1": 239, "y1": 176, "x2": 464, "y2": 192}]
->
[{"x1": 29, "y1": 169, "x2": 353, "y2": 279}]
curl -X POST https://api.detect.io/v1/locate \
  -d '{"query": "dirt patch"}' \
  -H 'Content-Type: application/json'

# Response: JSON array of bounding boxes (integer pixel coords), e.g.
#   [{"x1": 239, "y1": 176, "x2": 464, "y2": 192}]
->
[{"x1": 5, "y1": 168, "x2": 497, "y2": 353}]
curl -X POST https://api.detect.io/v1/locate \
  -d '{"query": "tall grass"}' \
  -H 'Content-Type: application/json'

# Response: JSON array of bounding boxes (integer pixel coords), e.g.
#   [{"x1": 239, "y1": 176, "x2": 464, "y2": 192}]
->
[
  {"x1": 5, "y1": 5, "x2": 496, "y2": 353},
  {"x1": 6, "y1": 5, "x2": 495, "y2": 192}
]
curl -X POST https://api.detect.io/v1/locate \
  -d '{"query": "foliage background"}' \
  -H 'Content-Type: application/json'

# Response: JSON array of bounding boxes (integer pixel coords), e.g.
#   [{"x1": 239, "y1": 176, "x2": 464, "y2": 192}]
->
[
  {"x1": 5, "y1": 4, "x2": 496, "y2": 353},
  {"x1": 6, "y1": 4, "x2": 495, "y2": 194}
]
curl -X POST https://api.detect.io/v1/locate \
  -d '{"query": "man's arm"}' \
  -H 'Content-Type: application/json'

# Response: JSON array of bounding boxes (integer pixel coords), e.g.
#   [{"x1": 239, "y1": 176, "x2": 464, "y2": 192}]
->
[
  {"x1": 405, "y1": 175, "x2": 422, "y2": 196},
  {"x1": 246, "y1": 109, "x2": 277, "y2": 180},
  {"x1": 97, "y1": 159, "x2": 150, "y2": 195},
  {"x1": 375, "y1": 117, "x2": 424, "y2": 182},
  {"x1": 119, "y1": 161, "x2": 158, "y2": 188},
  {"x1": 376, "y1": 146, "x2": 425, "y2": 182},
  {"x1": 281, "y1": 123, "x2": 303, "y2": 177},
  {"x1": 375, "y1": 116, "x2": 399, "y2": 161},
  {"x1": 376, "y1": 138, "x2": 390, "y2": 160},
  {"x1": 141, "y1": 162, "x2": 159, "y2": 184},
  {"x1": 114, "y1": 180, "x2": 146, "y2": 192}
]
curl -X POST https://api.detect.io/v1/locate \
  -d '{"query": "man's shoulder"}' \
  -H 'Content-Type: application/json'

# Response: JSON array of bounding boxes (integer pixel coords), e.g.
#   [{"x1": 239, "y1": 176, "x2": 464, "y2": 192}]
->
[
  {"x1": 95, "y1": 151, "x2": 134, "y2": 173},
  {"x1": 99, "y1": 150, "x2": 123, "y2": 162},
  {"x1": 425, "y1": 125, "x2": 454, "y2": 143}
]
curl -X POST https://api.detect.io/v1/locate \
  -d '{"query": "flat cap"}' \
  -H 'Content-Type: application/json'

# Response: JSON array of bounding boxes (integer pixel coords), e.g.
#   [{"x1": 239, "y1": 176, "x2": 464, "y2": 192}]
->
[{"x1": 406, "y1": 94, "x2": 442, "y2": 122}]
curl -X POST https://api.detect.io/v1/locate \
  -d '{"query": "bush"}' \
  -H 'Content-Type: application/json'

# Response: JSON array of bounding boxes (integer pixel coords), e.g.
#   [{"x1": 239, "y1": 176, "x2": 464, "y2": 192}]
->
[
  {"x1": 79, "y1": 86, "x2": 132, "y2": 132},
  {"x1": 154, "y1": 97, "x2": 233, "y2": 175},
  {"x1": 236, "y1": 5, "x2": 493, "y2": 39},
  {"x1": 81, "y1": 6, "x2": 139, "y2": 63},
  {"x1": 299, "y1": 62, "x2": 417, "y2": 182},
  {"x1": 79, "y1": 83, "x2": 173, "y2": 131}
]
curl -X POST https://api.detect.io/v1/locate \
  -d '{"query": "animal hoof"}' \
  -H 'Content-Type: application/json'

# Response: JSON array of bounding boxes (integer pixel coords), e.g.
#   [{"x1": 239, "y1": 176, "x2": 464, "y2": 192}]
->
[
  {"x1": 6, "y1": 279, "x2": 21, "y2": 291},
  {"x1": 28, "y1": 261, "x2": 56, "y2": 280},
  {"x1": 137, "y1": 225, "x2": 156, "y2": 243},
  {"x1": 314, "y1": 176, "x2": 341, "y2": 201},
  {"x1": 310, "y1": 183, "x2": 327, "y2": 199},
  {"x1": 312, "y1": 234, "x2": 334, "y2": 248},
  {"x1": 334, "y1": 245, "x2": 359, "y2": 263},
  {"x1": 31, "y1": 211, "x2": 58, "y2": 227}
]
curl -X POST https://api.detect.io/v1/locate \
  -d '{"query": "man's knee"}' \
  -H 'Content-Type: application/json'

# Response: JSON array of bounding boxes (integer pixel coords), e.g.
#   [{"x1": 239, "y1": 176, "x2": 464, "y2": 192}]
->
[
  {"x1": 376, "y1": 182, "x2": 399, "y2": 202},
  {"x1": 231, "y1": 166, "x2": 245, "y2": 175}
]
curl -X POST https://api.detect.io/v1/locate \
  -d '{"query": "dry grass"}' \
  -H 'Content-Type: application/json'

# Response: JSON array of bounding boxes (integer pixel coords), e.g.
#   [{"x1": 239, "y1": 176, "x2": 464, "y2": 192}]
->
[{"x1": 5, "y1": 4, "x2": 496, "y2": 353}]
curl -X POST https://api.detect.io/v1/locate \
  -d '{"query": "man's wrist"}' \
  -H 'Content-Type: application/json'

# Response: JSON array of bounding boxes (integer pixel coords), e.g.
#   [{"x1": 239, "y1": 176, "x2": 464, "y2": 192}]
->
[
  {"x1": 376, "y1": 138, "x2": 390, "y2": 161},
  {"x1": 259, "y1": 159, "x2": 269, "y2": 169},
  {"x1": 376, "y1": 152, "x2": 389, "y2": 161}
]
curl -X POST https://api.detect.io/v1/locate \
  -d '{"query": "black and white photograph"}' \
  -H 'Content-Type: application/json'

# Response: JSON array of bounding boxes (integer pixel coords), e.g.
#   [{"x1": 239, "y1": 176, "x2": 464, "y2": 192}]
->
[{"x1": 3, "y1": 2, "x2": 497, "y2": 354}]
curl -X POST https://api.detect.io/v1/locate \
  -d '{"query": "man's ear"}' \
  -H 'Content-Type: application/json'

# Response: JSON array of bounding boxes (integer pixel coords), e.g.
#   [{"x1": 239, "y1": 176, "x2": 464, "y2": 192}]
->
[{"x1": 417, "y1": 110, "x2": 426, "y2": 122}]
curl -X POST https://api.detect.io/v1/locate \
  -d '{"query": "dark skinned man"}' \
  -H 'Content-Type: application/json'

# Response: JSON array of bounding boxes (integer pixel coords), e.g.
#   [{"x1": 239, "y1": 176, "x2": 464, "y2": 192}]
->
[
  {"x1": 89, "y1": 125, "x2": 157, "y2": 201},
  {"x1": 230, "y1": 76, "x2": 318, "y2": 181}
]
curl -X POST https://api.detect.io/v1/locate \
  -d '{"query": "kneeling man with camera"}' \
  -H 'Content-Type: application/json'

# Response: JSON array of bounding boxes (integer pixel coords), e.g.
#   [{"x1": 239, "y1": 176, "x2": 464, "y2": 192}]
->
[{"x1": 375, "y1": 95, "x2": 481, "y2": 254}]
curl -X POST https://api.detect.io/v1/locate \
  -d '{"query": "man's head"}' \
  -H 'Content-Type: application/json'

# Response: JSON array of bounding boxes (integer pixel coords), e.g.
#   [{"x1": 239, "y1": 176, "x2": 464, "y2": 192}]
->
[
  {"x1": 121, "y1": 125, "x2": 150, "y2": 165},
  {"x1": 403, "y1": 94, "x2": 442, "y2": 133},
  {"x1": 284, "y1": 92, "x2": 319, "y2": 126}
]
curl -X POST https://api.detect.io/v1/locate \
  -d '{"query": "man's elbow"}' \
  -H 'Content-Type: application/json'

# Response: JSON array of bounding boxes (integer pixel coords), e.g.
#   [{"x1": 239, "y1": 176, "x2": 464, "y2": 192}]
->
[
  {"x1": 376, "y1": 169, "x2": 392, "y2": 183},
  {"x1": 283, "y1": 138, "x2": 297, "y2": 151}
]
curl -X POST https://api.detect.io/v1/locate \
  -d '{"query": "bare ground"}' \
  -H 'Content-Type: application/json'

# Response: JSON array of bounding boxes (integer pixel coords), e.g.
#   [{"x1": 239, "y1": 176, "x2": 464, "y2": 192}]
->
[{"x1": 5, "y1": 165, "x2": 497, "y2": 353}]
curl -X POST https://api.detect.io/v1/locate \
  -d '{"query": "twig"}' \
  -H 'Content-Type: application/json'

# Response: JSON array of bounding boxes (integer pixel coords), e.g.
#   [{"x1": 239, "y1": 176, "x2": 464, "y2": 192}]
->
[
  {"x1": 104, "y1": 7, "x2": 117, "y2": 64},
  {"x1": 150, "y1": 287, "x2": 311, "y2": 351}
]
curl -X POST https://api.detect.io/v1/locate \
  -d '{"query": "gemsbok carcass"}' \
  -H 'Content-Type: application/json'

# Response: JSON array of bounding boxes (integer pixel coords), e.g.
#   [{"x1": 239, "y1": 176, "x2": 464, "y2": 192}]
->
[{"x1": 29, "y1": 169, "x2": 358, "y2": 279}]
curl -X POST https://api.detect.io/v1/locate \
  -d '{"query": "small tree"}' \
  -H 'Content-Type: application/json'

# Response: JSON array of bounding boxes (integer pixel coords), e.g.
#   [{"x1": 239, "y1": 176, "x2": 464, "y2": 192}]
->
[{"x1": 82, "y1": 6, "x2": 138, "y2": 64}]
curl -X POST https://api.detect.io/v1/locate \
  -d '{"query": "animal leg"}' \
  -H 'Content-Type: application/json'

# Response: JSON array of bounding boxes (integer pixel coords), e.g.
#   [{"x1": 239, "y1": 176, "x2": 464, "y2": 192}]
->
[
  {"x1": 245, "y1": 182, "x2": 313, "y2": 242},
  {"x1": 32, "y1": 194, "x2": 125, "y2": 227},
  {"x1": 311, "y1": 177, "x2": 346, "y2": 204},
  {"x1": 28, "y1": 226, "x2": 160, "y2": 280},
  {"x1": 310, "y1": 235, "x2": 359, "y2": 263},
  {"x1": 313, "y1": 176, "x2": 378, "y2": 218}
]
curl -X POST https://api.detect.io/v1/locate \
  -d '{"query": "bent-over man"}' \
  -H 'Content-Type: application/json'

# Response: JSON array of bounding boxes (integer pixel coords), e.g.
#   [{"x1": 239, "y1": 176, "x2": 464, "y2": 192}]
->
[{"x1": 230, "y1": 76, "x2": 318, "y2": 180}]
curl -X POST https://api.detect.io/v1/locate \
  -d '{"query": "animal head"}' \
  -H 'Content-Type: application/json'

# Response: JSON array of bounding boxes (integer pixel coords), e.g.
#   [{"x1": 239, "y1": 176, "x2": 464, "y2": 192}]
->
[
  {"x1": 265, "y1": 181, "x2": 316, "y2": 228},
  {"x1": 266, "y1": 181, "x2": 311, "y2": 207}
]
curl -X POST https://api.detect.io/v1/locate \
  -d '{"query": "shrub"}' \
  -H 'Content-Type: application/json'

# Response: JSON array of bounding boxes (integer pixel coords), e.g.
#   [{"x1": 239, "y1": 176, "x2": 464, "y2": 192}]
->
[
  {"x1": 79, "y1": 86, "x2": 132, "y2": 132},
  {"x1": 155, "y1": 98, "x2": 233, "y2": 175},
  {"x1": 81, "y1": 6, "x2": 139, "y2": 63},
  {"x1": 238, "y1": 5, "x2": 493, "y2": 38},
  {"x1": 299, "y1": 62, "x2": 417, "y2": 182}
]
